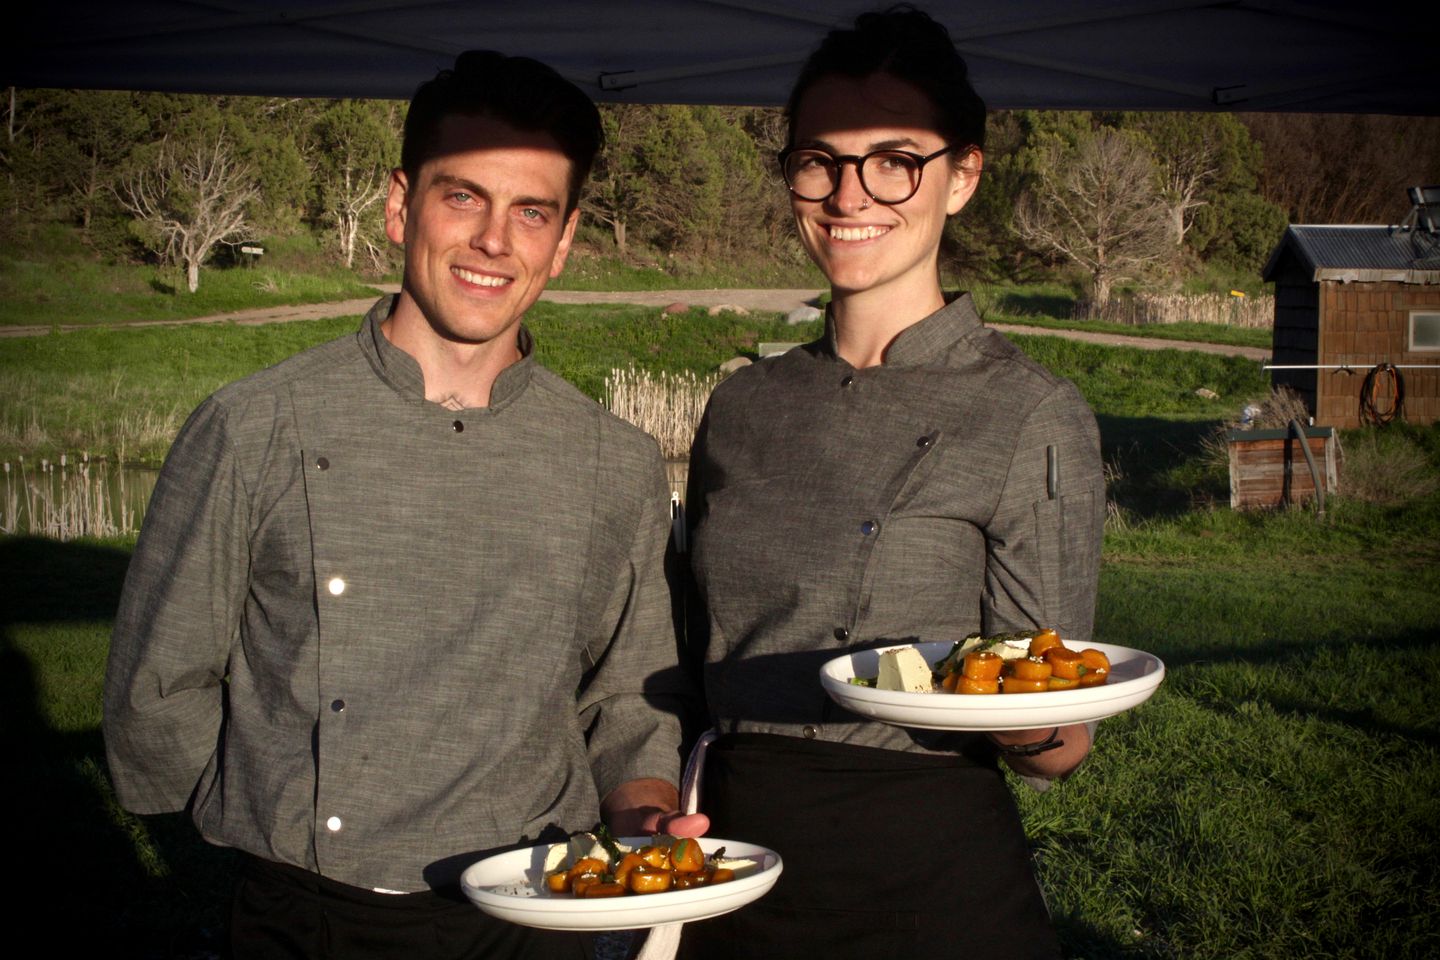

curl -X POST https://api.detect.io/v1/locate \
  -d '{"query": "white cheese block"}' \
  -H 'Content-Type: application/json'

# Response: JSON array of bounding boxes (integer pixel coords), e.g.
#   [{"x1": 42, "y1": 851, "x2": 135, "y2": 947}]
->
[{"x1": 876, "y1": 646, "x2": 935, "y2": 693}]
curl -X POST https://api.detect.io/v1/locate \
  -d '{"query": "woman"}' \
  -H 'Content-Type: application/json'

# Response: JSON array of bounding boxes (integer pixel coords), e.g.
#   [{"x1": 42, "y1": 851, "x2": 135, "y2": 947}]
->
[{"x1": 680, "y1": 8, "x2": 1105, "y2": 959}]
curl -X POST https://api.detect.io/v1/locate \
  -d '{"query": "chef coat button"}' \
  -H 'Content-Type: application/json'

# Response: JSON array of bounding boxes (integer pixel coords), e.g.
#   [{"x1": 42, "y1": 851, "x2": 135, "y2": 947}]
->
[
  {"x1": 315, "y1": 456, "x2": 330, "y2": 470},
  {"x1": 452, "y1": 420, "x2": 464, "y2": 432},
  {"x1": 802, "y1": 725, "x2": 819, "y2": 739},
  {"x1": 840, "y1": 374, "x2": 854, "y2": 388},
  {"x1": 326, "y1": 816, "x2": 343, "y2": 832},
  {"x1": 331, "y1": 699, "x2": 345, "y2": 713},
  {"x1": 917, "y1": 436, "x2": 932, "y2": 448},
  {"x1": 833, "y1": 627, "x2": 849, "y2": 642},
  {"x1": 327, "y1": 577, "x2": 346, "y2": 596},
  {"x1": 860, "y1": 520, "x2": 878, "y2": 536}
]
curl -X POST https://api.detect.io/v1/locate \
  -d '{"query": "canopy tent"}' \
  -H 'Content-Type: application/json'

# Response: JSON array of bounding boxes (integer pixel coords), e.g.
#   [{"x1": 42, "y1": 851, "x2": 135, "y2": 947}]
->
[{"x1": 8, "y1": 1, "x2": 1436, "y2": 114}]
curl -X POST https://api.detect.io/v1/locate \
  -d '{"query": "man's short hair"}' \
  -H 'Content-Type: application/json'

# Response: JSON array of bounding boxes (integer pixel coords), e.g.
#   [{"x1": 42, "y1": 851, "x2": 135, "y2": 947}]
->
[{"x1": 402, "y1": 50, "x2": 603, "y2": 214}]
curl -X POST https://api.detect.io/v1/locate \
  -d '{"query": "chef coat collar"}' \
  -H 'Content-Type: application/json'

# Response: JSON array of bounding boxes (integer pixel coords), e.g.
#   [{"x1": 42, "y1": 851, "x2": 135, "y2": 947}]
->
[
  {"x1": 358, "y1": 295, "x2": 536, "y2": 411},
  {"x1": 820, "y1": 293, "x2": 982, "y2": 368}
]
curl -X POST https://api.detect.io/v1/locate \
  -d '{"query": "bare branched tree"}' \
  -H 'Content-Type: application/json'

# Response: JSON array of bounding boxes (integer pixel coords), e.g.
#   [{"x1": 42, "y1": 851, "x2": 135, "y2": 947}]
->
[
  {"x1": 1155, "y1": 133, "x2": 1217, "y2": 247},
  {"x1": 118, "y1": 134, "x2": 257, "y2": 292},
  {"x1": 312, "y1": 100, "x2": 398, "y2": 270},
  {"x1": 1014, "y1": 127, "x2": 1170, "y2": 305}
]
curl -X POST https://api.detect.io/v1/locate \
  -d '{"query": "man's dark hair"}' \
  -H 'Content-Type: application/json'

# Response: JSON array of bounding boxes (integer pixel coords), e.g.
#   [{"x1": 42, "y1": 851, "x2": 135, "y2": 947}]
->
[
  {"x1": 402, "y1": 50, "x2": 603, "y2": 214},
  {"x1": 785, "y1": 5, "x2": 986, "y2": 155}
]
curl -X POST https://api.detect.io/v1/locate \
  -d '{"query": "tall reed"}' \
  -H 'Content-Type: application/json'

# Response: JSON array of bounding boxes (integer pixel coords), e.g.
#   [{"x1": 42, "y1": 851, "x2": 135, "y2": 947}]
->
[
  {"x1": 1074, "y1": 293, "x2": 1274, "y2": 328},
  {"x1": 603, "y1": 367, "x2": 720, "y2": 461},
  {"x1": 1, "y1": 456, "x2": 139, "y2": 539}
]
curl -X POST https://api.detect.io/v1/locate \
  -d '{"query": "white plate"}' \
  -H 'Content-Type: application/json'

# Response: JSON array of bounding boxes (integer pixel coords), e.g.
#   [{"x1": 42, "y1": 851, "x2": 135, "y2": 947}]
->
[
  {"x1": 460, "y1": 837, "x2": 782, "y2": 931},
  {"x1": 820, "y1": 640, "x2": 1164, "y2": 731}
]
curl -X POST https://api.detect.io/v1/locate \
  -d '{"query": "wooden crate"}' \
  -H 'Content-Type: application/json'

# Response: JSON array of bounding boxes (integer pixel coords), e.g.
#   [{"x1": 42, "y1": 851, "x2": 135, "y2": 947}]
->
[{"x1": 1227, "y1": 427, "x2": 1339, "y2": 510}]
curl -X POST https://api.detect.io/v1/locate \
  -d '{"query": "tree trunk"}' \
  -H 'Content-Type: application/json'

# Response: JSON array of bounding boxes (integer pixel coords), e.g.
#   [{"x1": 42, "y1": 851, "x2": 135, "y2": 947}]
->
[
  {"x1": 613, "y1": 218, "x2": 627, "y2": 258},
  {"x1": 186, "y1": 260, "x2": 200, "y2": 293},
  {"x1": 340, "y1": 212, "x2": 357, "y2": 270},
  {"x1": 1169, "y1": 203, "x2": 1186, "y2": 246},
  {"x1": 1092, "y1": 272, "x2": 1111, "y2": 306}
]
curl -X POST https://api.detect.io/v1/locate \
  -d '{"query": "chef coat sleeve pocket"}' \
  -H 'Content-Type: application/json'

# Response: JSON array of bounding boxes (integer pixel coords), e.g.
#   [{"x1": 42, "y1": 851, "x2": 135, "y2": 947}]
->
[{"x1": 1032, "y1": 488, "x2": 1099, "y2": 640}]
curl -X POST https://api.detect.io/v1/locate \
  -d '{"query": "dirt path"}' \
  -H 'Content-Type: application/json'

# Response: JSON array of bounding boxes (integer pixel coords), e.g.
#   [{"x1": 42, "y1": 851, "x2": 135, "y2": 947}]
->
[{"x1": 0, "y1": 286, "x2": 1270, "y2": 361}]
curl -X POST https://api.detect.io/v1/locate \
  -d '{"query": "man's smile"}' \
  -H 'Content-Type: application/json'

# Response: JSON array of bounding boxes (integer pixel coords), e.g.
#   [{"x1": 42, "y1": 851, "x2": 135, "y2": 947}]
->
[{"x1": 451, "y1": 266, "x2": 512, "y2": 288}]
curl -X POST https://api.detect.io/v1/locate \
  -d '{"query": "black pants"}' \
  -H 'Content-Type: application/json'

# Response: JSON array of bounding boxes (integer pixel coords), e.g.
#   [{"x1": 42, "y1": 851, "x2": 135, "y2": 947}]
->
[
  {"x1": 677, "y1": 733, "x2": 1061, "y2": 960},
  {"x1": 230, "y1": 854, "x2": 592, "y2": 960}
]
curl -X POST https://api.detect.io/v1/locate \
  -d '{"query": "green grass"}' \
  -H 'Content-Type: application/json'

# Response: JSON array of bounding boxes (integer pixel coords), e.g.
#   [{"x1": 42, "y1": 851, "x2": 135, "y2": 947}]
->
[
  {"x1": 959, "y1": 282, "x2": 1274, "y2": 351},
  {"x1": 526, "y1": 301, "x2": 820, "y2": 399},
  {"x1": 11, "y1": 308, "x2": 1267, "y2": 471},
  {"x1": 1008, "y1": 334, "x2": 1271, "y2": 518},
  {"x1": 0, "y1": 308, "x2": 1270, "y2": 474},
  {"x1": 991, "y1": 312, "x2": 1274, "y2": 351},
  {"x1": 1014, "y1": 534, "x2": 1440, "y2": 959},
  {"x1": 0, "y1": 252, "x2": 381, "y2": 327},
  {"x1": 3, "y1": 534, "x2": 237, "y2": 955},
  {"x1": 549, "y1": 246, "x2": 827, "y2": 292},
  {"x1": 0, "y1": 316, "x2": 362, "y2": 463},
  {"x1": 6, "y1": 496, "x2": 1438, "y2": 956},
  {"x1": 0, "y1": 305, "x2": 823, "y2": 465},
  {"x1": 3, "y1": 309, "x2": 1438, "y2": 955}
]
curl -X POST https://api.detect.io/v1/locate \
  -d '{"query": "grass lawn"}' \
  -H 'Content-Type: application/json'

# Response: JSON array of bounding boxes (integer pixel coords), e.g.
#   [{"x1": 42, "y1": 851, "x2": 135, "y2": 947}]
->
[
  {"x1": 0, "y1": 304, "x2": 826, "y2": 465},
  {"x1": 4, "y1": 300, "x2": 1435, "y2": 956},
  {"x1": 548, "y1": 246, "x2": 828, "y2": 292},
  {"x1": 6, "y1": 493, "x2": 1437, "y2": 955},
  {"x1": 990, "y1": 312, "x2": 1273, "y2": 351},
  {"x1": 0, "y1": 253, "x2": 382, "y2": 328},
  {"x1": 1023, "y1": 499, "x2": 1440, "y2": 959},
  {"x1": 0, "y1": 306, "x2": 1262, "y2": 469}
]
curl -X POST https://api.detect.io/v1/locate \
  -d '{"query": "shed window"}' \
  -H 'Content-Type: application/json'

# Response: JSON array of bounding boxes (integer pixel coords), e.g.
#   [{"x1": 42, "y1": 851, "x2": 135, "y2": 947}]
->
[{"x1": 1412, "y1": 312, "x2": 1440, "y2": 351}]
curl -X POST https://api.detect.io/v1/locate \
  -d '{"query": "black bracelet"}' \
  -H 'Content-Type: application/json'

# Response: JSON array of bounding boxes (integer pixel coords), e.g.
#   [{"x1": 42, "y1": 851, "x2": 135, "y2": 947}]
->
[{"x1": 994, "y1": 727, "x2": 1064, "y2": 757}]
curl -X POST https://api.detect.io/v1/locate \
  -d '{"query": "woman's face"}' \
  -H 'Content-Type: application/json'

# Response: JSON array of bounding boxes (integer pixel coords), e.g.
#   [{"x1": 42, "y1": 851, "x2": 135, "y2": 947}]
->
[{"x1": 787, "y1": 72, "x2": 980, "y2": 301}]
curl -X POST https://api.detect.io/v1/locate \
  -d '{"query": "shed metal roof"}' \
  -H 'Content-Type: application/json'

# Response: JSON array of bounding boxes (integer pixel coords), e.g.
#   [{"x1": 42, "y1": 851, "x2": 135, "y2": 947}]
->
[{"x1": 1262, "y1": 225, "x2": 1440, "y2": 284}]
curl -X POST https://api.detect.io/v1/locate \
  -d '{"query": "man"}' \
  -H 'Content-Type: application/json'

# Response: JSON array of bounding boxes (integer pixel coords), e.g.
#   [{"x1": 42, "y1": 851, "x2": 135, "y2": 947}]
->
[{"x1": 104, "y1": 51, "x2": 704, "y2": 958}]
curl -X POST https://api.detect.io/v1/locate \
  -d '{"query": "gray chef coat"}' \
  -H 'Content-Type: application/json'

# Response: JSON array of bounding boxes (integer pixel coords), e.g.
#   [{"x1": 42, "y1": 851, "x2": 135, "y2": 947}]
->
[
  {"x1": 104, "y1": 296, "x2": 690, "y2": 892},
  {"x1": 687, "y1": 293, "x2": 1105, "y2": 754}
]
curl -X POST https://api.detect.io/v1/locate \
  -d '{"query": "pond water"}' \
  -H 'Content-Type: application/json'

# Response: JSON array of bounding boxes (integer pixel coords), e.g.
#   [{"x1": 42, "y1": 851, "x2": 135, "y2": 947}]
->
[{"x1": 1, "y1": 459, "x2": 159, "y2": 539}]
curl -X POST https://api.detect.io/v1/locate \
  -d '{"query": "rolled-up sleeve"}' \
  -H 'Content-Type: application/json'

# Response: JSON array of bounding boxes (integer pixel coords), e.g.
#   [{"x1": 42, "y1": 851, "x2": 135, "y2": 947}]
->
[
  {"x1": 982, "y1": 381, "x2": 1105, "y2": 643},
  {"x1": 103, "y1": 397, "x2": 249, "y2": 814}
]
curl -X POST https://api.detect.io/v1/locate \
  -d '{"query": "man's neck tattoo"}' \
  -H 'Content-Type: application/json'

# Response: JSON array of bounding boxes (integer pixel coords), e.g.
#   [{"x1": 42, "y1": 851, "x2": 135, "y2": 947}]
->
[{"x1": 438, "y1": 394, "x2": 465, "y2": 411}]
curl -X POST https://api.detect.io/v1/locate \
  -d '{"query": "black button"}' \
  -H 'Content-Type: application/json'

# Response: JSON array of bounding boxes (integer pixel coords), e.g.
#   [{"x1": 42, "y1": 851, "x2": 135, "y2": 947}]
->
[
  {"x1": 802, "y1": 725, "x2": 818, "y2": 739},
  {"x1": 861, "y1": 520, "x2": 878, "y2": 535},
  {"x1": 917, "y1": 436, "x2": 932, "y2": 448},
  {"x1": 330, "y1": 699, "x2": 345, "y2": 713},
  {"x1": 833, "y1": 627, "x2": 849, "y2": 641},
  {"x1": 315, "y1": 456, "x2": 330, "y2": 471},
  {"x1": 840, "y1": 375, "x2": 854, "y2": 388},
  {"x1": 452, "y1": 420, "x2": 464, "y2": 433}
]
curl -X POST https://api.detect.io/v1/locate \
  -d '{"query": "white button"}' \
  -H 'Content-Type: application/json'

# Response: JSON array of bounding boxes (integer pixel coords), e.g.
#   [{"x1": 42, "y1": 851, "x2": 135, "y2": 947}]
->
[
  {"x1": 327, "y1": 577, "x2": 346, "y2": 596},
  {"x1": 326, "y1": 816, "x2": 343, "y2": 832}
]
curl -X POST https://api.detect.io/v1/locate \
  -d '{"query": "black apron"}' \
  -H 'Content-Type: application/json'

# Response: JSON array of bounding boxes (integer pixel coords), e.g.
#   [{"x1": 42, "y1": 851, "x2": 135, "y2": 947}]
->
[{"x1": 676, "y1": 733, "x2": 1061, "y2": 960}]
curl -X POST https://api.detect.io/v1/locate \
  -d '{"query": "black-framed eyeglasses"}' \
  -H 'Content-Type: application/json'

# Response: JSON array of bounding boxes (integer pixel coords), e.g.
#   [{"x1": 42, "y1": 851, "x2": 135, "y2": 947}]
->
[{"x1": 777, "y1": 145, "x2": 967, "y2": 205}]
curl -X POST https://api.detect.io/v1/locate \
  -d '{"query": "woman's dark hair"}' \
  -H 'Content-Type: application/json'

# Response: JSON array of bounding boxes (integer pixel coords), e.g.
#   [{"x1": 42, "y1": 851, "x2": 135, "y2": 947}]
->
[
  {"x1": 784, "y1": 5, "x2": 986, "y2": 153},
  {"x1": 401, "y1": 50, "x2": 603, "y2": 214}
]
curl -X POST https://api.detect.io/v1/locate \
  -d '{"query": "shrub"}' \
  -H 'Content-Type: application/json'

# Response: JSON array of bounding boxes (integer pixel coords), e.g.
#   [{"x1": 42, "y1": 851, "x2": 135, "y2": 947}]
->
[{"x1": 1336, "y1": 425, "x2": 1440, "y2": 505}]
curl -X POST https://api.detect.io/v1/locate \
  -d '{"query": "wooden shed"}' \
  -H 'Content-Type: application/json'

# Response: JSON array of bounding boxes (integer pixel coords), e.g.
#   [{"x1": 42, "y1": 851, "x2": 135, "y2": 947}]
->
[{"x1": 1263, "y1": 191, "x2": 1440, "y2": 429}]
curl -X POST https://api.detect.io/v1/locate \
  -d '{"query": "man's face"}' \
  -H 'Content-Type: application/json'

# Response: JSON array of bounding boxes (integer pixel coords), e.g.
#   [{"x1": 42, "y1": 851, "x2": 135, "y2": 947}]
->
[{"x1": 385, "y1": 114, "x2": 578, "y2": 346}]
